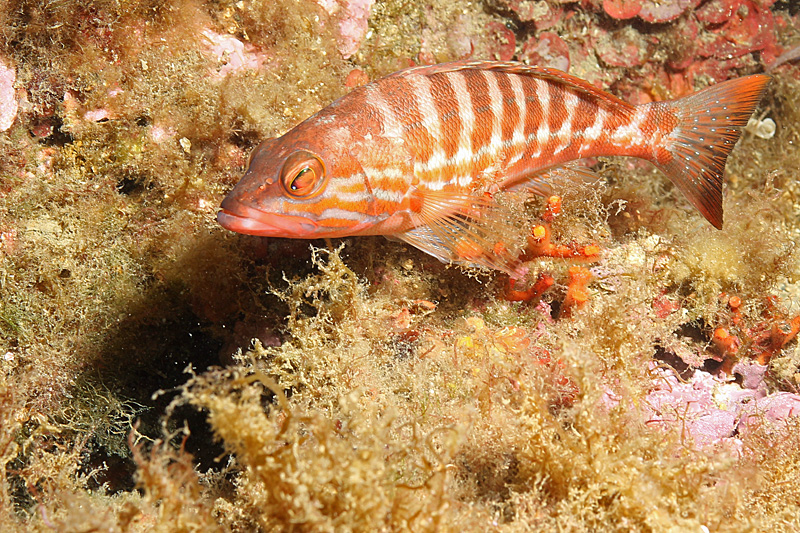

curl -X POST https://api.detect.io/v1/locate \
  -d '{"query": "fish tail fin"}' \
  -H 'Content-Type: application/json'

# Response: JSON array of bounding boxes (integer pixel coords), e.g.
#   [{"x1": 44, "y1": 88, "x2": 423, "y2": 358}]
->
[{"x1": 652, "y1": 74, "x2": 770, "y2": 229}]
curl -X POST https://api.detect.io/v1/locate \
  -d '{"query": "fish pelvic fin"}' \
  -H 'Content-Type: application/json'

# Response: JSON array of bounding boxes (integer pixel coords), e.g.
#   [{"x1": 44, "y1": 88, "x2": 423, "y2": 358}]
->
[
  {"x1": 654, "y1": 74, "x2": 771, "y2": 229},
  {"x1": 393, "y1": 189, "x2": 526, "y2": 274}
]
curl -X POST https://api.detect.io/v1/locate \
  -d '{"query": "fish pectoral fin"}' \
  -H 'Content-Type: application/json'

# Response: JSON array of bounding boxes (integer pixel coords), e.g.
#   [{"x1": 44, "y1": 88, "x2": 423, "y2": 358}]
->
[
  {"x1": 393, "y1": 189, "x2": 523, "y2": 274},
  {"x1": 502, "y1": 161, "x2": 603, "y2": 197}
]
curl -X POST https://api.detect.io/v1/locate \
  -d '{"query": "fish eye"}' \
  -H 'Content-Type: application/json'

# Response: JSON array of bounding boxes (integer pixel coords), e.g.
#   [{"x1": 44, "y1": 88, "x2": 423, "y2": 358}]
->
[{"x1": 280, "y1": 150, "x2": 327, "y2": 199}]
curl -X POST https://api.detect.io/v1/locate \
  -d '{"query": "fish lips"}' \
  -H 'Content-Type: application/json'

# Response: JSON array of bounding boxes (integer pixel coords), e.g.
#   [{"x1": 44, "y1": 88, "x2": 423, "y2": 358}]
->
[{"x1": 217, "y1": 199, "x2": 318, "y2": 237}]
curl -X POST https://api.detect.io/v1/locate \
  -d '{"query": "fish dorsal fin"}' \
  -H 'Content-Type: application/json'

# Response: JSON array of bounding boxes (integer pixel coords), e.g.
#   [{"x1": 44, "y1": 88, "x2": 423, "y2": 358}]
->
[
  {"x1": 393, "y1": 188, "x2": 524, "y2": 274},
  {"x1": 391, "y1": 60, "x2": 634, "y2": 113}
]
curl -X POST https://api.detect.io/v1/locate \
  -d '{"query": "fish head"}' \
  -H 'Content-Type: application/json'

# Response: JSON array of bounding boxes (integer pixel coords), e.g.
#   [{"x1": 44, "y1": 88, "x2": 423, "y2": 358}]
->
[{"x1": 218, "y1": 133, "x2": 379, "y2": 238}]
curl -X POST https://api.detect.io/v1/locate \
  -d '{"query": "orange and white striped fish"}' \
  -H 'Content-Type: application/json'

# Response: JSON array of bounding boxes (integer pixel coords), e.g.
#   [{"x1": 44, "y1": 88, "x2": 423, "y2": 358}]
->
[{"x1": 218, "y1": 61, "x2": 769, "y2": 272}]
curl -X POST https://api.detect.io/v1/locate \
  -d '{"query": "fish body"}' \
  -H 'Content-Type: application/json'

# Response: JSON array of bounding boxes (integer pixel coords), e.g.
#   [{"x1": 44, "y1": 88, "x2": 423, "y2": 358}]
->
[{"x1": 218, "y1": 61, "x2": 770, "y2": 272}]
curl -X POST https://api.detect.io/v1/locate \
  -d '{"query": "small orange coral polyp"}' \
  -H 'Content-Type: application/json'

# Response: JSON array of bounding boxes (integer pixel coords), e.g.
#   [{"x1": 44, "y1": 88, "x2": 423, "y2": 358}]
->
[
  {"x1": 712, "y1": 327, "x2": 740, "y2": 358},
  {"x1": 758, "y1": 316, "x2": 800, "y2": 365},
  {"x1": 560, "y1": 266, "x2": 593, "y2": 317},
  {"x1": 519, "y1": 196, "x2": 601, "y2": 262},
  {"x1": 543, "y1": 195, "x2": 562, "y2": 222},
  {"x1": 727, "y1": 294, "x2": 743, "y2": 326},
  {"x1": 505, "y1": 273, "x2": 555, "y2": 302},
  {"x1": 531, "y1": 225, "x2": 547, "y2": 241}
]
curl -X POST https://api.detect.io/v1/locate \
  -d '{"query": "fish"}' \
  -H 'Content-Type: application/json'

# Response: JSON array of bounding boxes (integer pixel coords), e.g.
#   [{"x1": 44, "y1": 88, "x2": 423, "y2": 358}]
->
[{"x1": 217, "y1": 60, "x2": 770, "y2": 272}]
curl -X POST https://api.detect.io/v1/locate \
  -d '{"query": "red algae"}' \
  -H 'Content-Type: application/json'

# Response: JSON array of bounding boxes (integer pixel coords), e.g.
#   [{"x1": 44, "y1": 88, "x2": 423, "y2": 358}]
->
[
  {"x1": 603, "y1": 0, "x2": 643, "y2": 19},
  {"x1": 487, "y1": 21, "x2": 516, "y2": 61},
  {"x1": 520, "y1": 31, "x2": 570, "y2": 70}
]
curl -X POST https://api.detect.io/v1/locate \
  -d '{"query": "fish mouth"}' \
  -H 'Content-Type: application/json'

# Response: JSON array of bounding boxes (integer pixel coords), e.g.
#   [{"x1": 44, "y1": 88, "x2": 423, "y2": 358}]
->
[{"x1": 217, "y1": 200, "x2": 318, "y2": 237}]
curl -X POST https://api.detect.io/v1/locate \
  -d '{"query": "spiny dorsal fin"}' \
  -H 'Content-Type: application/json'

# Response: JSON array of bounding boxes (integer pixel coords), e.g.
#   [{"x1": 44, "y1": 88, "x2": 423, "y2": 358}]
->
[{"x1": 391, "y1": 60, "x2": 634, "y2": 114}]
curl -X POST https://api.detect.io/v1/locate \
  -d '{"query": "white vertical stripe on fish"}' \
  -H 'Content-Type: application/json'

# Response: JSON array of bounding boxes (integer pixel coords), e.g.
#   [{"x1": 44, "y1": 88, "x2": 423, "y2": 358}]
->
[
  {"x1": 483, "y1": 70, "x2": 504, "y2": 154},
  {"x1": 366, "y1": 83, "x2": 404, "y2": 139},
  {"x1": 408, "y1": 73, "x2": 449, "y2": 177},
  {"x1": 529, "y1": 78, "x2": 549, "y2": 159},
  {"x1": 611, "y1": 106, "x2": 647, "y2": 146},
  {"x1": 447, "y1": 71, "x2": 476, "y2": 170}
]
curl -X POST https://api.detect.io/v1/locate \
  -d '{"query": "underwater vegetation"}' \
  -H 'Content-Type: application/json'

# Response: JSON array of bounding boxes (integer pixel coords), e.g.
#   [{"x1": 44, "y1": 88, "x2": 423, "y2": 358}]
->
[{"x1": 0, "y1": 0, "x2": 800, "y2": 530}]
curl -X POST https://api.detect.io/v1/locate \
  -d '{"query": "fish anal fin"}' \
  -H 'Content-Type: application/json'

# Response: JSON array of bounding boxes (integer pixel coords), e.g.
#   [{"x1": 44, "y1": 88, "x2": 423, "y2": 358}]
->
[{"x1": 502, "y1": 162, "x2": 603, "y2": 198}]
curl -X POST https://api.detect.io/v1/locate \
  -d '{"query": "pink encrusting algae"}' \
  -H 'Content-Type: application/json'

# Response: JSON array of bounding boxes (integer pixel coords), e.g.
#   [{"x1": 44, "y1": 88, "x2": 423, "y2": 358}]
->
[
  {"x1": 0, "y1": 60, "x2": 17, "y2": 132},
  {"x1": 631, "y1": 362, "x2": 800, "y2": 452},
  {"x1": 218, "y1": 60, "x2": 769, "y2": 273},
  {"x1": 318, "y1": 0, "x2": 375, "y2": 59}
]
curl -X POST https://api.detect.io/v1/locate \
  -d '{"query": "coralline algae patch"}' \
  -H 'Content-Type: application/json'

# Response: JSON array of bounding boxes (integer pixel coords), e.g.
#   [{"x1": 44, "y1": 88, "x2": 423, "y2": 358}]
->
[
  {"x1": 603, "y1": 0, "x2": 702, "y2": 22},
  {"x1": 610, "y1": 362, "x2": 800, "y2": 452},
  {"x1": 488, "y1": 0, "x2": 793, "y2": 100},
  {"x1": 0, "y1": 0, "x2": 800, "y2": 531},
  {"x1": 0, "y1": 61, "x2": 17, "y2": 132},
  {"x1": 317, "y1": 0, "x2": 375, "y2": 59}
]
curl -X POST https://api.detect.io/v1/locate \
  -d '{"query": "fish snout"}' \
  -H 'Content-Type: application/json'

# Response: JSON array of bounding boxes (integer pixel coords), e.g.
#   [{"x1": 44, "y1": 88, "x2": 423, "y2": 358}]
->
[{"x1": 217, "y1": 196, "x2": 318, "y2": 237}]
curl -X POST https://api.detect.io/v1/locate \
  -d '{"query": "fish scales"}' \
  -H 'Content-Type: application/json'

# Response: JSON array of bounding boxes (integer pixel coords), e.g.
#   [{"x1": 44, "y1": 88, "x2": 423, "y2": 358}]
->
[
  {"x1": 218, "y1": 60, "x2": 770, "y2": 272},
  {"x1": 378, "y1": 71, "x2": 555, "y2": 189},
  {"x1": 367, "y1": 67, "x2": 644, "y2": 195}
]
